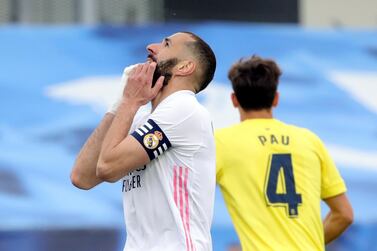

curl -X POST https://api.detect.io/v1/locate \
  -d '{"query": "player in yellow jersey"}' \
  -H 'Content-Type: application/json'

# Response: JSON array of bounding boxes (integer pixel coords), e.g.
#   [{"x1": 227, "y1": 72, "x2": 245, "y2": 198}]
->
[{"x1": 215, "y1": 56, "x2": 353, "y2": 251}]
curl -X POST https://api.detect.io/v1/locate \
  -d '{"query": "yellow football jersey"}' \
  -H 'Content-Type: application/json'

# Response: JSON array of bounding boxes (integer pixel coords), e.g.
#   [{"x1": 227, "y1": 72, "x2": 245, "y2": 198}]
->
[{"x1": 216, "y1": 119, "x2": 346, "y2": 251}]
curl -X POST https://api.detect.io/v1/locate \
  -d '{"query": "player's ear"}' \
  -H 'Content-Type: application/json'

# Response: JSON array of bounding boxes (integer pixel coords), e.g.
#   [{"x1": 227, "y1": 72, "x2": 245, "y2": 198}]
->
[
  {"x1": 272, "y1": 91, "x2": 279, "y2": 107},
  {"x1": 231, "y1": 93, "x2": 239, "y2": 108},
  {"x1": 175, "y1": 60, "x2": 195, "y2": 76}
]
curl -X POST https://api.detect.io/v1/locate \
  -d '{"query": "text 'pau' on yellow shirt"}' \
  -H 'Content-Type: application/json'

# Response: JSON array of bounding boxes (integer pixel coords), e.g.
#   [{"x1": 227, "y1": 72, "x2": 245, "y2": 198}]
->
[{"x1": 215, "y1": 119, "x2": 346, "y2": 251}]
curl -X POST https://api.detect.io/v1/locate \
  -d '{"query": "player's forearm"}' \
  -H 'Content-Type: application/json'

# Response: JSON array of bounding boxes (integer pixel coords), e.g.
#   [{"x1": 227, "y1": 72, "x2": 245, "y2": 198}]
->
[
  {"x1": 323, "y1": 210, "x2": 353, "y2": 244},
  {"x1": 71, "y1": 113, "x2": 115, "y2": 190},
  {"x1": 97, "y1": 99, "x2": 140, "y2": 181}
]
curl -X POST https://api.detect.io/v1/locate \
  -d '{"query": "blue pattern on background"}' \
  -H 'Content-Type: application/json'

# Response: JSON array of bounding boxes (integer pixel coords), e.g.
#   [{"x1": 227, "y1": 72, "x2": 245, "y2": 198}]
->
[{"x1": 1, "y1": 23, "x2": 377, "y2": 251}]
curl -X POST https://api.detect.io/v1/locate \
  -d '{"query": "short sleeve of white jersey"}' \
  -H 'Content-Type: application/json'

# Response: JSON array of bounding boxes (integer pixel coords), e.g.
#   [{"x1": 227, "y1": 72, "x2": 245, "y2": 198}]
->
[{"x1": 130, "y1": 91, "x2": 204, "y2": 161}]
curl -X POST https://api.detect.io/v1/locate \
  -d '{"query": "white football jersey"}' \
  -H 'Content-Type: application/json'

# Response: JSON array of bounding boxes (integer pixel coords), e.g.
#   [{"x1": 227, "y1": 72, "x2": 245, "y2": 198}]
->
[{"x1": 122, "y1": 90, "x2": 216, "y2": 251}]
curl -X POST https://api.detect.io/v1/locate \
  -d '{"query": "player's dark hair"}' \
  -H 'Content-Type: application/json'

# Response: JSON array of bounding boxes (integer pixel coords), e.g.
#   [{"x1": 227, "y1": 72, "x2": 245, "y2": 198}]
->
[
  {"x1": 182, "y1": 31, "x2": 216, "y2": 93},
  {"x1": 228, "y1": 55, "x2": 282, "y2": 110}
]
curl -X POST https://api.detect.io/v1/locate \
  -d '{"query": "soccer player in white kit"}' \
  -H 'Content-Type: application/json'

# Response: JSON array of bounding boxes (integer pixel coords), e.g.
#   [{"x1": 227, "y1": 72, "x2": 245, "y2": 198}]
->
[{"x1": 70, "y1": 32, "x2": 217, "y2": 251}]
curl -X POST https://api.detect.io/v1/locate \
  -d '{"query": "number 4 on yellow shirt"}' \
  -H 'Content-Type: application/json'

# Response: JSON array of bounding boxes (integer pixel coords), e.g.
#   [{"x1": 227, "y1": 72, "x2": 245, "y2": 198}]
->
[{"x1": 265, "y1": 154, "x2": 302, "y2": 217}]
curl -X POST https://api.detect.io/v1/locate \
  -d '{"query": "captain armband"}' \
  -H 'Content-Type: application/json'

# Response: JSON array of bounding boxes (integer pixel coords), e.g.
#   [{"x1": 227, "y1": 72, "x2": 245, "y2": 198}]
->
[{"x1": 131, "y1": 119, "x2": 172, "y2": 160}]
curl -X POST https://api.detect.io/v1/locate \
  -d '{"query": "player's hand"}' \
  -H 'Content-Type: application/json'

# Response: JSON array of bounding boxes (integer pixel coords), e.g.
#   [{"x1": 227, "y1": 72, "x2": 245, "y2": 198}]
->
[
  {"x1": 123, "y1": 62, "x2": 164, "y2": 106},
  {"x1": 107, "y1": 64, "x2": 140, "y2": 114}
]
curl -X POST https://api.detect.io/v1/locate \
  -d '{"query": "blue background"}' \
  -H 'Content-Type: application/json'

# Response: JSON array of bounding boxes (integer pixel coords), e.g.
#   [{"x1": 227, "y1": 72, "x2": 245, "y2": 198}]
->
[{"x1": 1, "y1": 22, "x2": 377, "y2": 250}]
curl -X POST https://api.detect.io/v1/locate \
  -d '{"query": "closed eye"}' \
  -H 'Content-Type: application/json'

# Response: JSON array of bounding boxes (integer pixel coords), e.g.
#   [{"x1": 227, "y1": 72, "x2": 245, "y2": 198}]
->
[{"x1": 163, "y1": 38, "x2": 171, "y2": 47}]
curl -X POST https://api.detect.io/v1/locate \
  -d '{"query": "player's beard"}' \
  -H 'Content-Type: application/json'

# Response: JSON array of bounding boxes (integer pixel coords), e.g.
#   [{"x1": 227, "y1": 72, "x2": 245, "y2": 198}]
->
[{"x1": 152, "y1": 58, "x2": 179, "y2": 87}]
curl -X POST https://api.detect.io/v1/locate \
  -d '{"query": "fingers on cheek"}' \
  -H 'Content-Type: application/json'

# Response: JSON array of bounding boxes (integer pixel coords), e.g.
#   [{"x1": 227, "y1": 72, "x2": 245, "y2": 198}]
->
[
  {"x1": 139, "y1": 77, "x2": 145, "y2": 84},
  {"x1": 149, "y1": 63, "x2": 156, "y2": 72},
  {"x1": 129, "y1": 75, "x2": 136, "y2": 82},
  {"x1": 135, "y1": 65, "x2": 142, "y2": 75},
  {"x1": 142, "y1": 64, "x2": 148, "y2": 73}
]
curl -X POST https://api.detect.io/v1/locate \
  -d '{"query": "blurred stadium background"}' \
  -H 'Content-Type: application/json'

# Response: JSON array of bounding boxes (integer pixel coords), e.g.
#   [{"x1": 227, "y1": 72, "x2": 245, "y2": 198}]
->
[{"x1": 1, "y1": 0, "x2": 377, "y2": 250}]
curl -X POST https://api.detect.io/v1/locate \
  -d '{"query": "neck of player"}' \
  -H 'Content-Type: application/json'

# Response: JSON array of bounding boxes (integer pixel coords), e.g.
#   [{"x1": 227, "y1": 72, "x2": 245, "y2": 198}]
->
[
  {"x1": 151, "y1": 76, "x2": 196, "y2": 112},
  {"x1": 239, "y1": 108, "x2": 274, "y2": 122}
]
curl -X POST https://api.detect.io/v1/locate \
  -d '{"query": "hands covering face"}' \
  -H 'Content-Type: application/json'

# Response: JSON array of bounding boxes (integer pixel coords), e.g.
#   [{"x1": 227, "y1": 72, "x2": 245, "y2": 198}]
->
[{"x1": 123, "y1": 62, "x2": 165, "y2": 106}]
